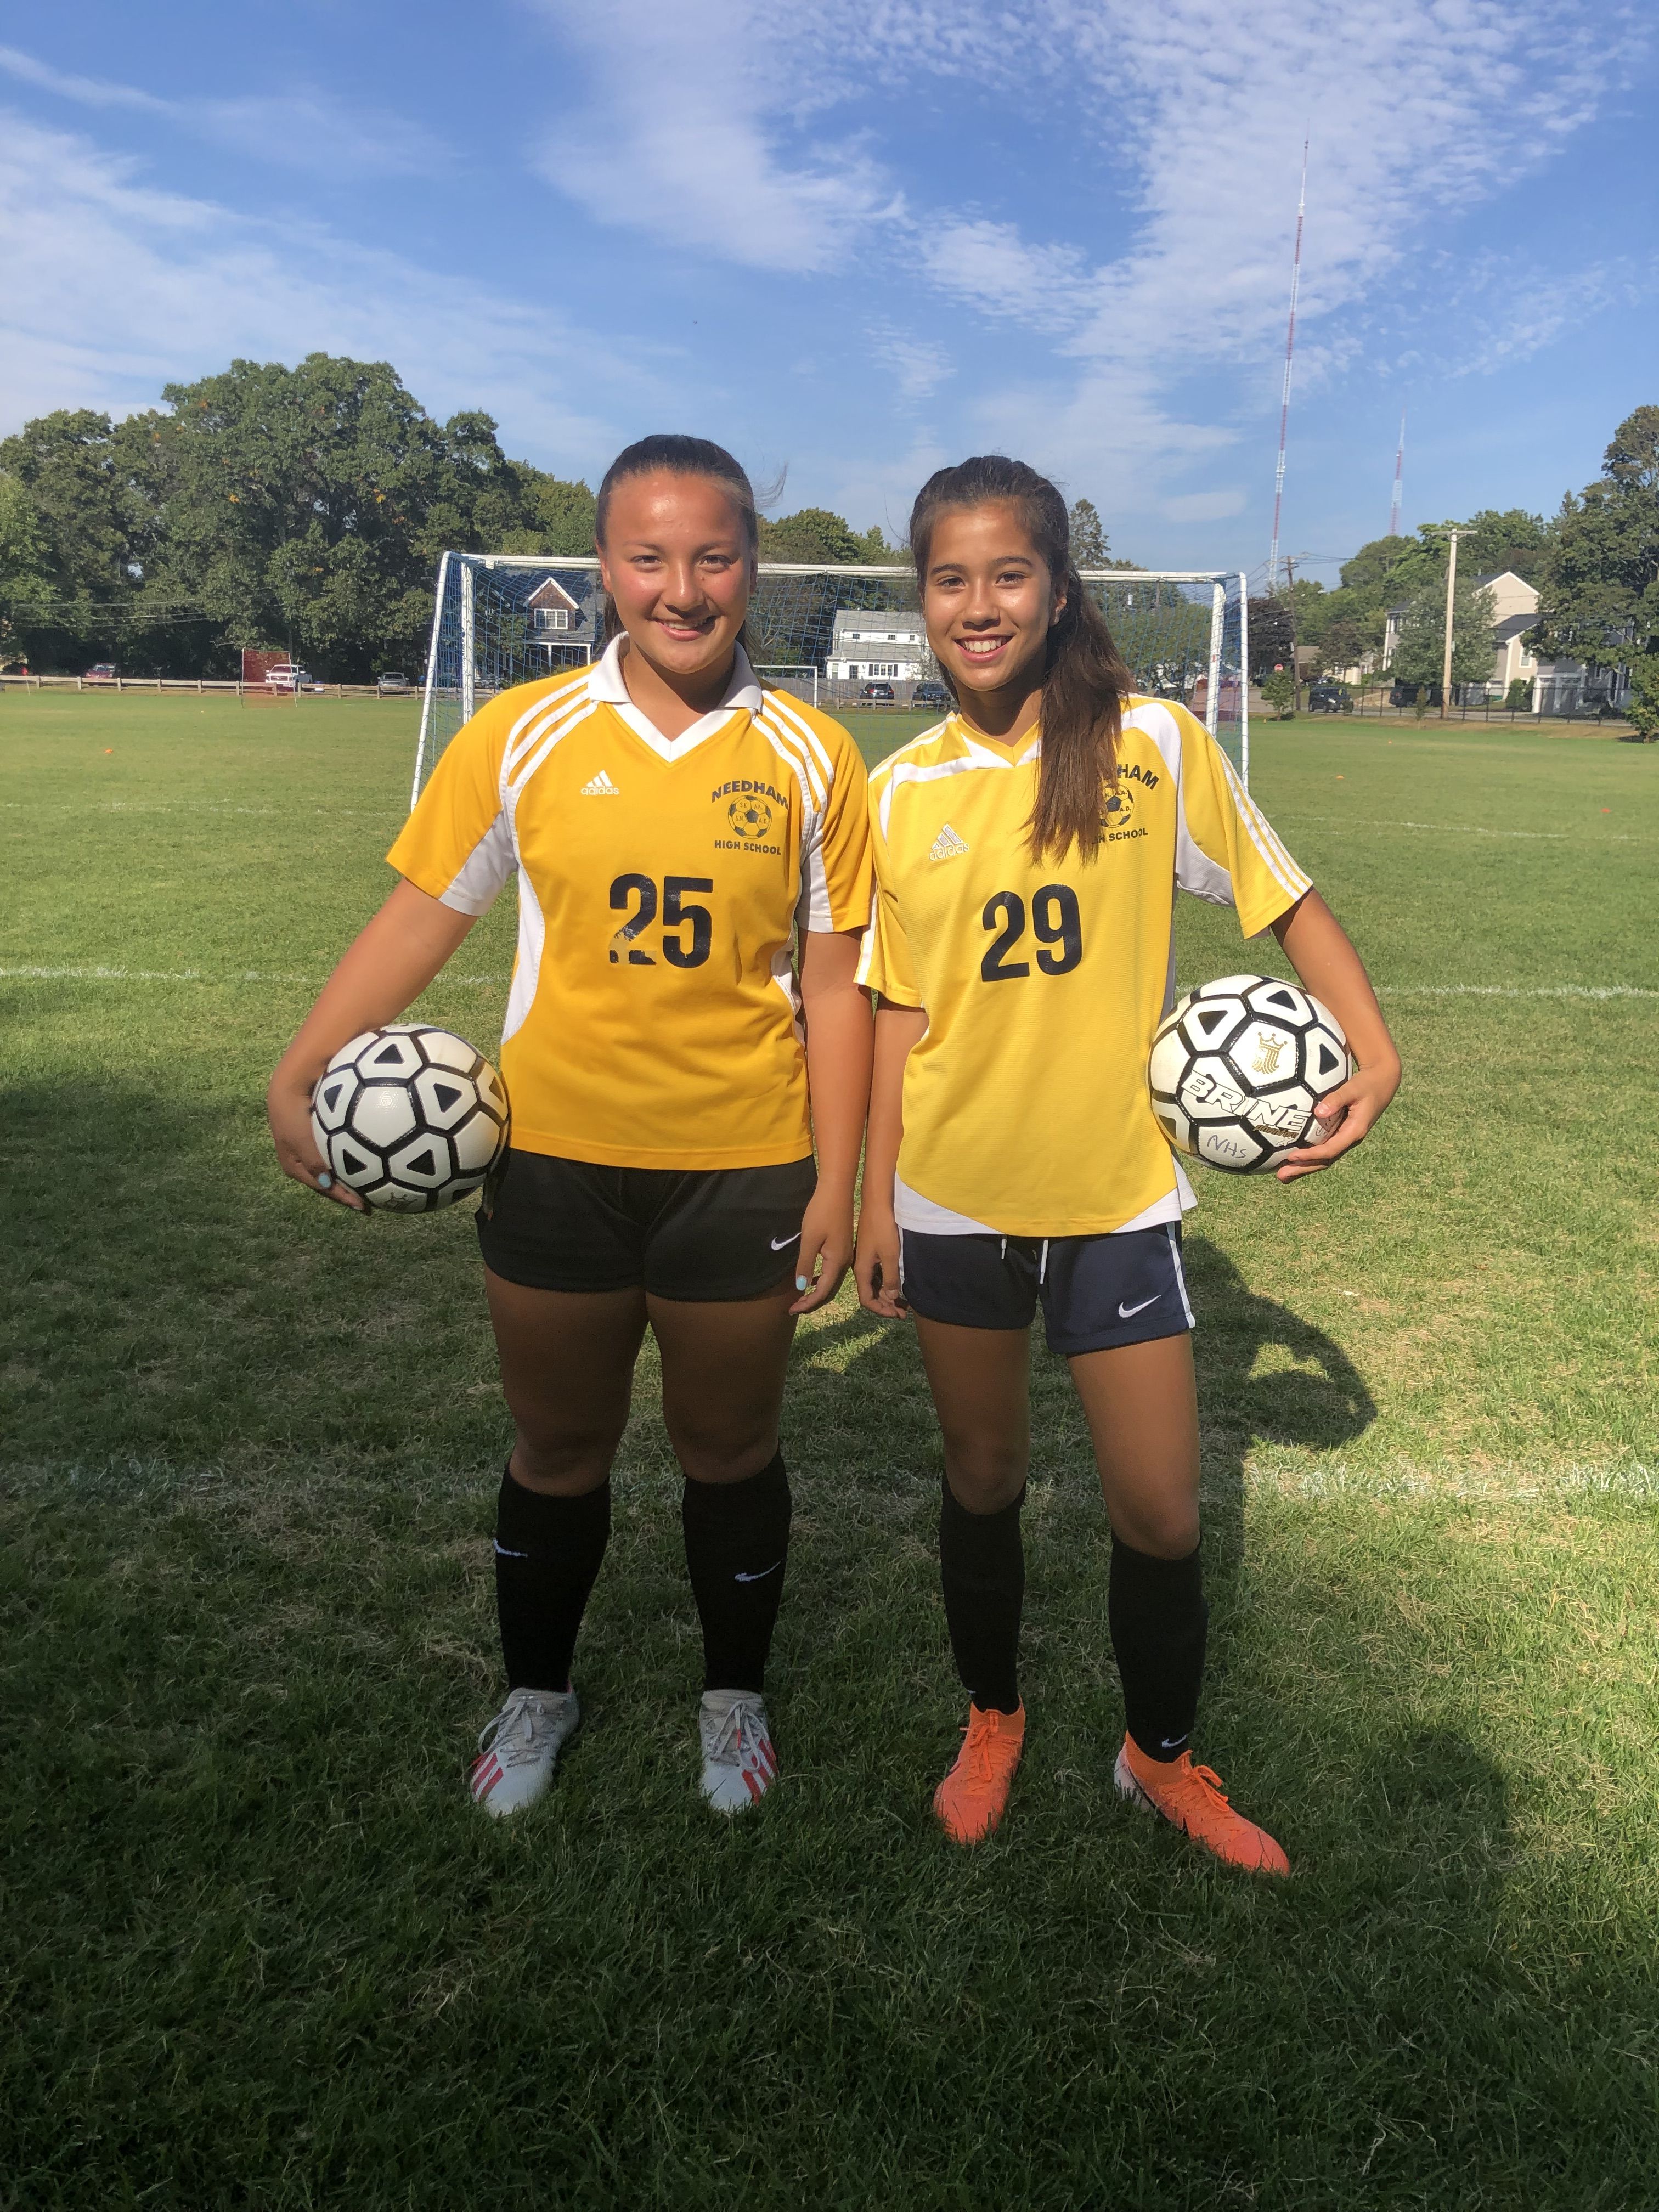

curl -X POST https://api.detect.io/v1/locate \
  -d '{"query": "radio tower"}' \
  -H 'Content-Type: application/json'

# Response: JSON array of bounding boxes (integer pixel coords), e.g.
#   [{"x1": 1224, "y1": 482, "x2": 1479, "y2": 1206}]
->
[
  {"x1": 1387, "y1": 412, "x2": 1406, "y2": 537},
  {"x1": 1266, "y1": 138, "x2": 1308, "y2": 595}
]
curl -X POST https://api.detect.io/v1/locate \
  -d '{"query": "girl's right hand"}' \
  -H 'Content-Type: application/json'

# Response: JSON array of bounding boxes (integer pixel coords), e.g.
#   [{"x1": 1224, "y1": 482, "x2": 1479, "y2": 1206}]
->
[
  {"x1": 854, "y1": 1204, "x2": 907, "y2": 1319},
  {"x1": 266, "y1": 1074, "x2": 367, "y2": 1210}
]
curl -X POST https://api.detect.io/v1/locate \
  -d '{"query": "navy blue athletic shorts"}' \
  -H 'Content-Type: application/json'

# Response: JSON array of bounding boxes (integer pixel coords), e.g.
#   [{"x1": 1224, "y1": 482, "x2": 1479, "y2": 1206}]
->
[
  {"x1": 898, "y1": 1222, "x2": 1193, "y2": 1357},
  {"x1": 477, "y1": 1149, "x2": 817, "y2": 1301}
]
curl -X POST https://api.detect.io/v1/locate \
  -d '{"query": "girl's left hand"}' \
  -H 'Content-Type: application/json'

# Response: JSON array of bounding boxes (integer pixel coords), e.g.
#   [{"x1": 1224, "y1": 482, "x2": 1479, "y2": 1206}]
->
[
  {"x1": 789, "y1": 1188, "x2": 855, "y2": 1313},
  {"x1": 1275, "y1": 1058, "x2": 1401, "y2": 1181}
]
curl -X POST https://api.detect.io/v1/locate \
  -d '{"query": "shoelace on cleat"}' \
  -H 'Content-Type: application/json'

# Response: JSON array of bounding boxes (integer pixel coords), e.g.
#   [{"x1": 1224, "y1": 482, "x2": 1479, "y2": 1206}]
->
[
  {"x1": 477, "y1": 1689, "x2": 553, "y2": 1768},
  {"x1": 706, "y1": 1699, "x2": 769, "y2": 1771}
]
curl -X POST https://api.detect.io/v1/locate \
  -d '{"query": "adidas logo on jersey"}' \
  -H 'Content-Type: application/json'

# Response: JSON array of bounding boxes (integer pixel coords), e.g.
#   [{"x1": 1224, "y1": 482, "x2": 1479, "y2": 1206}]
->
[
  {"x1": 579, "y1": 770, "x2": 620, "y2": 796},
  {"x1": 929, "y1": 823, "x2": 969, "y2": 861}
]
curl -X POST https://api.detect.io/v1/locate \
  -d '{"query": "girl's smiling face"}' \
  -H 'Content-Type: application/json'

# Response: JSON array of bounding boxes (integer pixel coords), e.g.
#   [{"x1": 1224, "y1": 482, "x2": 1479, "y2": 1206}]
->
[
  {"x1": 598, "y1": 470, "x2": 755, "y2": 684},
  {"x1": 920, "y1": 501, "x2": 1065, "y2": 713}
]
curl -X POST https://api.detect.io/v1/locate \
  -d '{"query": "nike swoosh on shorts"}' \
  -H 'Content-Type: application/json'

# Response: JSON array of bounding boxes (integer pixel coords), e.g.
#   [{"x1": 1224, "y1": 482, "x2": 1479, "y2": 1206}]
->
[
  {"x1": 770, "y1": 1232, "x2": 801, "y2": 1251},
  {"x1": 1118, "y1": 1294, "x2": 1161, "y2": 1319}
]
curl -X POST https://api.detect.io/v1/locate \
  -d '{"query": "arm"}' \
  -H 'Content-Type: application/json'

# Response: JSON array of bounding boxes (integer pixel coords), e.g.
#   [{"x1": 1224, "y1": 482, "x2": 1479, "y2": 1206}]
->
[
  {"x1": 854, "y1": 998, "x2": 928, "y2": 1318},
  {"x1": 1269, "y1": 888, "x2": 1401, "y2": 1182},
  {"x1": 266, "y1": 878, "x2": 478, "y2": 1209},
  {"x1": 791, "y1": 927, "x2": 875, "y2": 1313}
]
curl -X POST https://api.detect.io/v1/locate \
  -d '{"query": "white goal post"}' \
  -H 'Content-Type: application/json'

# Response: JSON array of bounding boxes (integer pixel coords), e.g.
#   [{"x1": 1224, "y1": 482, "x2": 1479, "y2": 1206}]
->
[{"x1": 413, "y1": 554, "x2": 1248, "y2": 806}]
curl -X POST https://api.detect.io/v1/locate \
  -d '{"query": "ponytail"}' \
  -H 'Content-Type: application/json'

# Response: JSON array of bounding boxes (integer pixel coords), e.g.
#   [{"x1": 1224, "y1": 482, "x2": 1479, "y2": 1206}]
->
[{"x1": 909, "y1": 456, "x2": 1132, "y2": 865}]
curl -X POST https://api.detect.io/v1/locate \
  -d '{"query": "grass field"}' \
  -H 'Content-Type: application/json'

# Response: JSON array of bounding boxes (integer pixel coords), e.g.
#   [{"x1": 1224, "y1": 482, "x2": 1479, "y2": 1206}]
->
[{"x1": 3, "y1": 688, "x2": 1657, "y2": 2209}]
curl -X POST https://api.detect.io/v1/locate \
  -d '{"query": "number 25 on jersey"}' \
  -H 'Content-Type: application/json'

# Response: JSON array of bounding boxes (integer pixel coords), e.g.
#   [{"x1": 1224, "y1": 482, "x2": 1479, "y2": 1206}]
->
[{"x1": 609, "y1": 873, "x2": 713, "y2": 968}]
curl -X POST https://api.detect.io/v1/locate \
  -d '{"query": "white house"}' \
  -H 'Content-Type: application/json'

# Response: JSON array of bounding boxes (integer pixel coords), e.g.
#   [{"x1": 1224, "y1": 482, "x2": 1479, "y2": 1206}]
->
[
  {"x1": 824, "y1": 608, "x2": 934, "y2": 683},
  {"x1": 523, "y1": 575, "x2": 596, "y2": 663}
]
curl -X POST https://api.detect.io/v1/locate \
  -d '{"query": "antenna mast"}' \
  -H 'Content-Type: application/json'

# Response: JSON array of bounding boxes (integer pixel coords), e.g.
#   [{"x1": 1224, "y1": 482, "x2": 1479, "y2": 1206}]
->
[
  {"x1": 1266, "y1": 138, "x2": 1308, "y2": 595},
  {"x1": 1388, "y1": 413, "x2": 1406, "y2": 537}
]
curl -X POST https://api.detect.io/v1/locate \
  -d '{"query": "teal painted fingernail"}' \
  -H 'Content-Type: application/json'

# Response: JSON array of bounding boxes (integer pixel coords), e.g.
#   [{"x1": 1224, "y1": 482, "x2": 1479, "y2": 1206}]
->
[
  {"x1": 317, "y1": 1171, "x2": 333, "y2": 1189},
  {"x1": 795, "y1": 1276, "x2": 809, "y2": 1291}
]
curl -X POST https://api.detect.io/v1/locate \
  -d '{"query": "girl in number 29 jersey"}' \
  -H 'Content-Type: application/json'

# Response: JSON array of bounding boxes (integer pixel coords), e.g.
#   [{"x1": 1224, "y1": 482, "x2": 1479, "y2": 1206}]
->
[
  {"x1": 854, "y1": 457, "x2": 1400, "y2": 1872},
  {"x1": 268, "y1": 438, "x2": 873, "y2": 1819}
]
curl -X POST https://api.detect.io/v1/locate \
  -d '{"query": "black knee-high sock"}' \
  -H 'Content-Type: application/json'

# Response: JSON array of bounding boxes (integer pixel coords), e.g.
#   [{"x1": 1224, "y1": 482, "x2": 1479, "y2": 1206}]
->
[
  {"x1": 939, "y1": 1477, "x2": 1025, "y2": 1716},
  {"x1": 1108, "y1": 1535, "x2": 1209, "y2": 1762},
  {"x1": 493, "y1": 1466, "x2": 612, "y2": 1694},
  {"x1": 680, "y1": 1451, "x2": 792, "y2": 1694}
]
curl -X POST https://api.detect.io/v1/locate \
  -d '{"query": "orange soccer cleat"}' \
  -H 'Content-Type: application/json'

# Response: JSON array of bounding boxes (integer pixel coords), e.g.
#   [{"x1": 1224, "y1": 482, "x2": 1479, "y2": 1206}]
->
[
  {"x1": 933, "y1": 1702, "x2": 1026, "y2": 1845},
  {"x1": 1114, "y1": 1735, "x2": 1290, "y2": 1876}
]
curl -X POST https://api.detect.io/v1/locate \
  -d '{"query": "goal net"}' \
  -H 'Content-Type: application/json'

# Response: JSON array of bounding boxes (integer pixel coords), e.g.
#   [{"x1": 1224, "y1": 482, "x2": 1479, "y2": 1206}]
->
[{"x1": 411, "y1": 555, "x2": 1248, "y2": 805}]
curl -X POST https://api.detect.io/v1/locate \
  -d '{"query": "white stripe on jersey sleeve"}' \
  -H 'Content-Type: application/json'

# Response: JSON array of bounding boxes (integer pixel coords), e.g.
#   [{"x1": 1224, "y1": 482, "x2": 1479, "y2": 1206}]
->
[
  {"x1": 435, "y1": 814, "x2": 516, "y2": 915},
  {"x1": 877, "y1": 752, "x2": 985, "y2": 839},
  {"x1": 503, "y1": 693, "x2": 599, "y2": 809},
  {"x1": 757, "y1": 706, "x2": 828, "y2": 811},
  {"x1": 1215, "y1": 748, "x2": 1311, "y2": 900},
  {"x1": 853, "y1": 881, "x2": 883, "y2": 989},
  {"x1": 503, "y1": 667, "x2": 592, "y2": 781},
  {"x1": 760, "y1": 691, "x2": 837, "y2": 794}
]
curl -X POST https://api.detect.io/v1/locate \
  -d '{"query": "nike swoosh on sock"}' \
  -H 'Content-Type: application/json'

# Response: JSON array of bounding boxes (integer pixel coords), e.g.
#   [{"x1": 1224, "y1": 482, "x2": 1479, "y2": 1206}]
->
[{"x1": 733, "y1": 1560, "x2": 783, "y2": 1583}]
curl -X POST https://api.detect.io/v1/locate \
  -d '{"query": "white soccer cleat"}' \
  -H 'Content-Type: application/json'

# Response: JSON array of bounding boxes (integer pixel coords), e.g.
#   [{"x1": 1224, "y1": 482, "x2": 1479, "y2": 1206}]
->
[
  {"x1": 469, "y1": 1686, "x2": 580, "y2": 1818},
  {"x1": 698, "y1": 1689, "x2": 778, "y2": 1814}
]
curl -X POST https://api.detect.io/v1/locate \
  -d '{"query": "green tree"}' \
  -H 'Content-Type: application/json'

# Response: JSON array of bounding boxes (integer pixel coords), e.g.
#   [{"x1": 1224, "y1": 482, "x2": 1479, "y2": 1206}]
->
[
  {"x1": 758, "y1": 507, "x2": 867, "y2": 563},
  {"x1": 1624, "y1": 654, "x2": 1659, "y2": 741},
  {"x1": 1386, "y1": 574, "x2": 1498, "y2": 692},
  {"x1": 1530, "y1": 405, "x2": 1659, "y2": 678},
  {"x1": 1457, "y1": 506, "x2": 1551, "y2": 582},
  {"x1": 0, "y1": 472, "x2": 49, "y2": 662},
  {"x1": 1068, "y1": 498, "x2": 1109, "y2": 566}
]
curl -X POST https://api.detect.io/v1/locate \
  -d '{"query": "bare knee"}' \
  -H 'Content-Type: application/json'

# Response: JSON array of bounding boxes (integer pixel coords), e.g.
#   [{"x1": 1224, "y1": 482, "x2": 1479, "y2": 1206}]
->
[
  {"x1": 943, "y1": 1436, "x2": 1029, "y2": 1515},
  {"x1": 509, "y1": 1417, "x2": 625, "y2": 1496},
  {"x1": 1109, "y1": 1502, "x2": 1200, "y2": 1559},
  {"x1": 663, "y1": 1412, "x2": 777, "y2": 1486}
]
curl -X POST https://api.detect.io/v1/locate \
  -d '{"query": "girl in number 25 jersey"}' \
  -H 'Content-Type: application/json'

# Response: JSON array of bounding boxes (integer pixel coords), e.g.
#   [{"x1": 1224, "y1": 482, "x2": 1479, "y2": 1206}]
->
[
  {"x1": 855, "y1": 457, "x2": 1400, "y2": 1872},
  {"x1": 269, "y1": 439, "x2": 872, "y2": 1819}
]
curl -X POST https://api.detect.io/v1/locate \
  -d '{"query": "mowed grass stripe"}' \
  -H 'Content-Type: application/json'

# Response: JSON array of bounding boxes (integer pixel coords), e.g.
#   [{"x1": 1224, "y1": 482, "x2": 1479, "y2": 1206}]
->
[{"x1": 3, "y1": 688, "x2": 1658, "y2": 2206}]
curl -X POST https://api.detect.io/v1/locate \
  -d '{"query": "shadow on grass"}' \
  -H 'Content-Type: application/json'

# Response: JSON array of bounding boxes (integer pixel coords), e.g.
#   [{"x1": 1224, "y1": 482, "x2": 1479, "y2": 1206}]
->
[{"x1": 1186, "y1": 1232, "x2": 1376, "y2": 1568}]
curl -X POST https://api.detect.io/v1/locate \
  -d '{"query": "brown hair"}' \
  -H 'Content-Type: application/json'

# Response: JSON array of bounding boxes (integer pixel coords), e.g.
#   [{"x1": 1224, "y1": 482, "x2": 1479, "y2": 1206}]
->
[
  {"x1": 595, "y1": 434, "x2": 758, "y2": 648},
  {"x1": 909, "y1": 455, "x2": 1132, "y2": 864}
]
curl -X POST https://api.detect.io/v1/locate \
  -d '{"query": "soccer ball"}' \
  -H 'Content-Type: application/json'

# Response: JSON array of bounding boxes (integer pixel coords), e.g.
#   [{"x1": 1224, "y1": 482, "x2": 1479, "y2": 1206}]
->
[
  {"x1": 1148, "y1": 974, "x2": 1351, "y2": 1175},
  {"x1": 310, "y1": 1024, "x2": 510, "y2": 1212}
]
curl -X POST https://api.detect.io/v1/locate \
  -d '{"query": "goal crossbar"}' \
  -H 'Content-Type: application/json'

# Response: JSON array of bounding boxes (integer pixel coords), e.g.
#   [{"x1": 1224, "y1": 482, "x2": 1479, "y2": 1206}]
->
[{"x1": 414, "y1": 554, "x2": 1249, "y2": 806}]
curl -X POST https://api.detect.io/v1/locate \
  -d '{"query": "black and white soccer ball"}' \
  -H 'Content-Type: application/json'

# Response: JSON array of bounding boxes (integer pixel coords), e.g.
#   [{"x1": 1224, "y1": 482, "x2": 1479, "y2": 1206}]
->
[
  {"x1": 1148, "y1": 974, "x2": 1351, "y2": 1175},
  {"x1": 310, "y1": 1024, "x2": 509, "y2": 1212}
]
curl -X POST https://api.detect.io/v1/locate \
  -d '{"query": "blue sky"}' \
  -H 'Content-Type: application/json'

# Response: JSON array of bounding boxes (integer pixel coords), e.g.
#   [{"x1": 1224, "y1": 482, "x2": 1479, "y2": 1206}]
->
[{"x1": 1, "y1": 0, "x2": 1654, "y2": 582}]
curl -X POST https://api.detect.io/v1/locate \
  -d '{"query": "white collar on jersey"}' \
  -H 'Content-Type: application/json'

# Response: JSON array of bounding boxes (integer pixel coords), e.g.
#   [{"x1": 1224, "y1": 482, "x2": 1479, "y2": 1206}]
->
[{"x1": 590, "y1": 633, "x2": 763, "y2": 759}]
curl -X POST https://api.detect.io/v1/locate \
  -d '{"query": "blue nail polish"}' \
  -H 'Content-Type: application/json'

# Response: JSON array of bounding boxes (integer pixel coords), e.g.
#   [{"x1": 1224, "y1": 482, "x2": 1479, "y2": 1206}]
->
[
  {"x1": 795, "y1": 1275, "x2": 809, "y2": 1291},
  {"x1": 317, "y1": 1171, "x2": 333, "y2": 1189}
]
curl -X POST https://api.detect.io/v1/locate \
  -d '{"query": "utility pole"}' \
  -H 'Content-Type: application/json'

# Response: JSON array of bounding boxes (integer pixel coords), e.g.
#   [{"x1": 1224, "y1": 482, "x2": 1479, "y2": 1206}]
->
[
  {"x1": 1284, "y1": 554, "x2": 1300, "y2": 710},
  {"x1": 1267, "y1": 139, "x2": 1309, "y2": 594},
  {"x1": 1440, "y1": 528, "x2": 1460, "y2": 721}
]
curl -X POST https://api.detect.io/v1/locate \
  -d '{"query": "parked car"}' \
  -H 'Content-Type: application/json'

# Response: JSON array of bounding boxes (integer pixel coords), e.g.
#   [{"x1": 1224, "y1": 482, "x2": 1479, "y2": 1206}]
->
[
  {"x1": 1307, "y1": 680, "x2": 1352, "y2": 713},
  {"x1": 376, "y1": 671, "x2": 411, "y2": 695},
  {"x1": 84, "y1": 663, "x2": 119, "y2": 684},
  {"x1": 1389, "y1": 680, "x2": 1441, "y2": 708},
  {"x1": 860, "y1": 681, "x2": 896, "y2": 703},
  {"x1": 912, "y1": 680, "x2": 949, "y2": 708},
  {"x1": 263, "y1": 663, "x2": 312, "y2": 693}
]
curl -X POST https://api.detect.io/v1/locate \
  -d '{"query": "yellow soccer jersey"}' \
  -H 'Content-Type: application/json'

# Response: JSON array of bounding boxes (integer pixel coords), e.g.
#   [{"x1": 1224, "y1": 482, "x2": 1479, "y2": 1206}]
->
[
  {"x1": 857, "y1": 698, "x2": 1312, "y2": 1236},
  {"x1": 388, "y1": 639, "x2": 871, "y2": 1170}
]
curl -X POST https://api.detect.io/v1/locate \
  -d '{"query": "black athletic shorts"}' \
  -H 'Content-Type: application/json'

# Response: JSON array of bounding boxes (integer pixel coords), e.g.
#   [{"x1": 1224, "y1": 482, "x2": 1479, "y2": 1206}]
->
[
  {"x1": 898, "y1": 1222, "x2": 1193, "y2": 1357},
  {"x1": 476, "y1": 1149, "x2": 818, "y2": 1300}
]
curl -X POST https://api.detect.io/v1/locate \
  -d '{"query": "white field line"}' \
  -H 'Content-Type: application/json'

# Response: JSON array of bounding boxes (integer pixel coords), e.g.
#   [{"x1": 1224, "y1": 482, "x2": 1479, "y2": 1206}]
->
[
  {"x1": 0, "y1": 966, "x2": 507, "y2": 986},
  {"x1": 5, "y1": 967, "x2": 1654, "y2": 1002},
  {"x1": 1240, "y1": 1459, "x2": 1659, "y2": 1503},
  {"x1": 1278, "y1": 815, "x2": 1639, "y2": 842}
]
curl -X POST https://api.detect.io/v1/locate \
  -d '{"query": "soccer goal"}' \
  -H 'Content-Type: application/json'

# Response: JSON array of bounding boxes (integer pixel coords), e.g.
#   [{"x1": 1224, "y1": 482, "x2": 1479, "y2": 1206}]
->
[{"x1": 411, "y1": 554, "x2": 1249, "y2": 805}]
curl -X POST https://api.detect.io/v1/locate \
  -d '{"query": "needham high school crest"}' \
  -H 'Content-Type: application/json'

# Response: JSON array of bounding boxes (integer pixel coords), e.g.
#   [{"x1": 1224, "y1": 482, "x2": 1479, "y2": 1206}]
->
[
  {"x1": 1099, "y1": 758, "x2": 1160, "y2": 844},
  {"x1": 712, "y1": 777, "x2": 786, "y2": 855}
]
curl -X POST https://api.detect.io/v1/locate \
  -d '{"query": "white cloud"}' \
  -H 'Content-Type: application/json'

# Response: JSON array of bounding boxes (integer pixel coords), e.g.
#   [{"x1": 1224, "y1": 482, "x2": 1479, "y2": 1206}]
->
[
  {"x1": 865, "y1": 325, "x2": 954, "y2": 401},
  {"x1": 0, "y1": 111, "x2": 646, "y2": 465},
  {"x1": 918, "y1": 220, "x2": 1090, "y2": 332},
  {"x1": 574, "y1": 0, "x2": 1647, "y2": 519},
  {"x1": 0, "y1": 43, "x2": 445, "y2": 179},
  {"x1": 529, "y1": 2, "x2": 899, "y2": 274}
]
